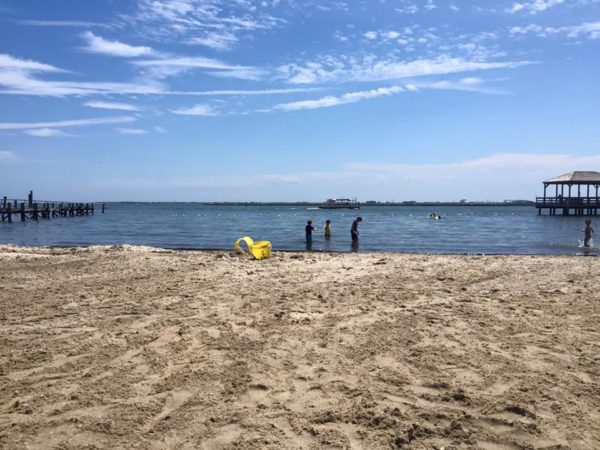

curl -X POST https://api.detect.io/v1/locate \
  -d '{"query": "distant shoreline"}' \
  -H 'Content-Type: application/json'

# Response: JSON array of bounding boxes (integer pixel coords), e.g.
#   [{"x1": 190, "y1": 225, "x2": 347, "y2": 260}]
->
[{"x1": 108, "y1": 201, "x2": 535, "y2": 207}]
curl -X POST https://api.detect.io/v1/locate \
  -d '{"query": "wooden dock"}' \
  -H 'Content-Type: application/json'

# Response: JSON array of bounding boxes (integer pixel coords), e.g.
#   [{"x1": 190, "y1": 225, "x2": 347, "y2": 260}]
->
[
  {"x1": 535, "y1": 197, "x2": 600, "y2": 216},
  {"x1": 1, "y1": 191, "x2": 98, "y2": 223}
]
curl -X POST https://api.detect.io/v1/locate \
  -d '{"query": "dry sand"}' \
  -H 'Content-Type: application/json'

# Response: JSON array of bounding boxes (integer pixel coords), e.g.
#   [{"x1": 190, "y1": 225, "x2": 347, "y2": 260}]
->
[{"x1": 0, "y1": 245, "x2": 599, "y2": 449}]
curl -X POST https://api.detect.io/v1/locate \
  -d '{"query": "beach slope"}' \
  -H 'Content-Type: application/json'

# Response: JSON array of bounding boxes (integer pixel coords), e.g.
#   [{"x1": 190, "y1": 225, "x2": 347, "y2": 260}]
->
[{"x1": 0, "y1": 246, "x2": 598, "y2": 449}]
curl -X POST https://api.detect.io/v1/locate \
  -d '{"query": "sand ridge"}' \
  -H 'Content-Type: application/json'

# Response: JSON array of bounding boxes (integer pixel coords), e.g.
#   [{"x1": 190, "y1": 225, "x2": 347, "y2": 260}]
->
[{"x1": 0, "y1": 245, "x2": 599, "y2": 449}]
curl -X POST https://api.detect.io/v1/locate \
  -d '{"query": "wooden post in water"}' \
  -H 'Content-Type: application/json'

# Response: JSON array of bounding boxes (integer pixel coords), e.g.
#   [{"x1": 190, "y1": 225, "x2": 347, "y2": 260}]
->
[
  {"x1": 20, "y1": 202, "x2": 25, "y2": 222},
  {"x1": 6, "y1": 203, "x2": 11, "y2": 223},
  {"x1": 2, "y1": 196, "x2": 6, "y2": 208},
  {"x1": 101, "y1": 203, "x2": 105, "y2": 213},
  {"x1": 28, "y1": 191, "x2": 33, "y2": 208}
]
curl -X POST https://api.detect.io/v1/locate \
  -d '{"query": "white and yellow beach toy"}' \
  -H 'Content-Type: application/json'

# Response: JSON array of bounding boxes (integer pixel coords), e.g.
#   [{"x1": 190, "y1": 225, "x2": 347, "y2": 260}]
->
[{"x1": 234, "y1": 236, "x2": 272, "y2": 260}]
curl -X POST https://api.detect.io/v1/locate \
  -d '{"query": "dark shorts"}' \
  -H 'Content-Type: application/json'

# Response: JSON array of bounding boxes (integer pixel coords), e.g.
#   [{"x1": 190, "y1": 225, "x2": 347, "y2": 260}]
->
[{"x1": 351, "y1": 231, "x2": 359, "y2": 241}]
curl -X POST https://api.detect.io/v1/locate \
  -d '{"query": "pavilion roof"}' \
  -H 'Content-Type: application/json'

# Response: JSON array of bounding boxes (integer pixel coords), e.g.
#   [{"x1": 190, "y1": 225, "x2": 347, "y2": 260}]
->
[{"x1": 544, "y1": 171, "x2": 600, "y2": 185}]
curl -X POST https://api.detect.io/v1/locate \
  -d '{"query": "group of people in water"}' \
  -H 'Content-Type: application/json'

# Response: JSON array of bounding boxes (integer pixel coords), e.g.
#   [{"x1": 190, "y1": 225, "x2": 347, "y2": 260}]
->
[
  {"x1": 305, "y1": 216, "x2": 363, "y2": 243},
  {"x1": 303, "y1": 215, "x2": 595, "y2": 249}
]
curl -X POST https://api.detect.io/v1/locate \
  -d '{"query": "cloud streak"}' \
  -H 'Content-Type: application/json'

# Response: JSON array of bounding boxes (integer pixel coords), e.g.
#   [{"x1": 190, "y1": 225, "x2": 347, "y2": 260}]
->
[
  {"x1": 133, "y1": 56, "x2": 265, "y2": 80},
  {"x1": 23, "y1": 128, "x2": 73, "y2": 137},
  {"x1": 278, "y1": 56, "x2": 531, "y2": 84},
  {"x1": 0, "y1": 53, "x2": 64, "y2": 72},
  {"x1": 84, "y1": 101, "x2": 141, "y2": 111},
  {"x1": 170, "y1": 104, "x2": 216, "y2": 116},
  {"x1": 81, "y1": 32, "x2": 155, "y2": 57},
  {"x1": 117, "y1": 128, "x2": 147, "y2": 135},
  {"x1": 0, "y1": 116, "x2": 136, "y2": 130},
  {"x1": 0, "y1": 150, "x2": 16, "y2": 162},
  {"x1": 270, "y1": 86, "x2": 405, "y2": 111},
  {"x1": 510, "y1": 21, "x2": 600, "y2": 39}
]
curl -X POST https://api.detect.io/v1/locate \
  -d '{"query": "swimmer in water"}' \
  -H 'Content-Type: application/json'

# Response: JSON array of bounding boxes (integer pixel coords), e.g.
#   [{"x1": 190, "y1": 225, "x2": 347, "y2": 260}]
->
[{"x1": 583, "y1": 219, "x2": 594, "y2": 247}]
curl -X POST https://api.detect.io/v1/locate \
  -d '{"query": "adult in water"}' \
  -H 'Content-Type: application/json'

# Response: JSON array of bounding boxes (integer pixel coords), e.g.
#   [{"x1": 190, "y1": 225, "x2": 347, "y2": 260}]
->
[{"x1": 351, "y1": 216, "x2": 362, "y2": 242}]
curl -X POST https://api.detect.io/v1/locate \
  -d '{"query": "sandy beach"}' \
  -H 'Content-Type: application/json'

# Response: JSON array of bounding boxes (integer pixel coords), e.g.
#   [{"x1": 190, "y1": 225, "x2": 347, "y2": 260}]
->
[{"x1": 0, "y1": 245, "x2": 598, "y2": 449}]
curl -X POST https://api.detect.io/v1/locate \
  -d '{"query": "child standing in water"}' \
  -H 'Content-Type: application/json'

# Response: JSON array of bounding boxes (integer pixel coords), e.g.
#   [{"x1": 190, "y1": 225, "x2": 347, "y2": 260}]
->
[
  {"x1": 305, "y1": 219, "x2": 315, "y2": 242},
  {"x1": 351, "y1": 216, "x2": 362, "y2": 242},
  {"x1": 323, "y1": 219, "x2": 332, "y2": 238},
  {"x1": 584, "y1": 219, "x2": 594, "y2": 247}
]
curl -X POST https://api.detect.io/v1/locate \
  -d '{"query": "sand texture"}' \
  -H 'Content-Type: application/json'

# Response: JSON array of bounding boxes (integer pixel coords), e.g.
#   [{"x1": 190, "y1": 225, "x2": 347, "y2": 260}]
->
[{"x1": 0, "y1": 245, "x2": 599, "y2": 449}]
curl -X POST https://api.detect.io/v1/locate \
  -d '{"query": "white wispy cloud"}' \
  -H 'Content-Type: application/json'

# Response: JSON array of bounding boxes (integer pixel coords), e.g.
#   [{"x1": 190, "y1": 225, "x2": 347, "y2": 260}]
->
[
  {"x1": 133, "y1": 56, "x2": 265, "y2": 80},
  {"x1": 81, "y1": 31, "x2": 155, "y2": 57},
  {"x1": 413, "y1": 77, "x2": 507, "y2": 95},
  {"x1": 0, "y1": 68, "x2": 165, "y2": 96},
  {"x1": 510, "y1": 21, "x2": 600, "y2": 39},
  {"x1": 23, "y1": 128, "x2": 73, "y2": 137},
  {"x1": 0, "y1": 150, "x2": 16, "y2": 161},
  {"x1": 507, "y1": 0, "x2": 566, "y2": 14},
  {"x1": 117, "y1": 128, "x2": 147, "y2": 135},
  {"x1": 84, "y1": 101, "x2": 141, "y2": 111},
  {"x1": 0, "y1": 62, "x2": 312, "y2": 96},
  {"x1": 396, "y1": 4, "x2": 419, "y2": 14},
  {"x1": 125, "y1": 0, "x2": 283, "y2": 49},
  {"x1": 170, "y1": 103, "x2": 216, "y2": 115},
  {"x1": 0, "y1": 53, "x2": 64, "y2": 72},
  {"x1": 20, "y1": 20, "x2": 108, "y2": 28},
  {"x1": 278, "y1": 56, "x2": 531, "y2": 84},
  {"x1": 270, "y1": 86, "x2": 405, "y2": 111},
  {"x1": 0, "y1": 116, "x2": 136, "y2": 130},
  {"x1": 188, "y1": 31, "x2": 238, "y2": 51},
  {"x1": 268, "y1": 78, "x2": 502, "y2": 112},
  {"x1": 344, "y1": 153, "x2": 600, "y2": 179},
  {"x1": 164, "y1": 87, "x2": 319, "y2": 96},
  {"x1": 424, "y1": 0, "x2": 436, "y2": 11}
]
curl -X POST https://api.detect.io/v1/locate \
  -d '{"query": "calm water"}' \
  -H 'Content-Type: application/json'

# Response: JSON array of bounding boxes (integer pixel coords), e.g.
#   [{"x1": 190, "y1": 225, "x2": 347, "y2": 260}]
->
[{"x1": 0, "y1": 204, "x2": 596, "y2": 255}]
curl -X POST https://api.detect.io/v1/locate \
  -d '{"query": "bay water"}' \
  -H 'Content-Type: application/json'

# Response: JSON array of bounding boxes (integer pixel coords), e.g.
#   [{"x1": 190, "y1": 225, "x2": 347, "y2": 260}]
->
[{"x1": 0, "y1": 203, "x2": 596, "y2": 255}]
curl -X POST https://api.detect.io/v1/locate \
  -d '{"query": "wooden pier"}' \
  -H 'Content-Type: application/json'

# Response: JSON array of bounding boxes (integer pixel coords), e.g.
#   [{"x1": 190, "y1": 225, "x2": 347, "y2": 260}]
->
[
  {"x1": 1, "y1": 191, "x2": 96, "y2": 223},
  {"x1": 536, "y1": 171, "x2": 600, "y2": 216}
]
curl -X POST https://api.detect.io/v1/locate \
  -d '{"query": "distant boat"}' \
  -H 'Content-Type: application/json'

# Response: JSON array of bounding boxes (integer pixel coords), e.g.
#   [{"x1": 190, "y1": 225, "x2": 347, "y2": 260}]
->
[{"x1": 319, "y1": 198, "x2": 360, "y2": 209}]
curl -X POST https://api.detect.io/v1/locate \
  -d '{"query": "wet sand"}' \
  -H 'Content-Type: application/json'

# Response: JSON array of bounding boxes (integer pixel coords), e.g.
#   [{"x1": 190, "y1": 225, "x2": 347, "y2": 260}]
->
[{"x1": 0, "y1": 245, "x2": 599, "y2": 449}]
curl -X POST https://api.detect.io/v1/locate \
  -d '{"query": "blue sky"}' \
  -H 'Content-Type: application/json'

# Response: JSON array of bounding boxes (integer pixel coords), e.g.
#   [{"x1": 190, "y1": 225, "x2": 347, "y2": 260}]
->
[{"x1": 1, "y1": 0, "x2": 599, "y2": 202}]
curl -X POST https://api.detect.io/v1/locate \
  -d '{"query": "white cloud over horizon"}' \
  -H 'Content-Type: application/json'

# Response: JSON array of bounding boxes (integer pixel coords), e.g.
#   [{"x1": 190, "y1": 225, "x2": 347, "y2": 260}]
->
[{"x1": 89, "y1": 152, "x2": 600, "y2": 201}]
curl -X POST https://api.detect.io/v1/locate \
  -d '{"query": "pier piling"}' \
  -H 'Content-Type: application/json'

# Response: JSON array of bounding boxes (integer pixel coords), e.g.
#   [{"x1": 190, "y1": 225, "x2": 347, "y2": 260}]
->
[{"x1": 1, "y1": 192, "x2": 97, "y2": 224}]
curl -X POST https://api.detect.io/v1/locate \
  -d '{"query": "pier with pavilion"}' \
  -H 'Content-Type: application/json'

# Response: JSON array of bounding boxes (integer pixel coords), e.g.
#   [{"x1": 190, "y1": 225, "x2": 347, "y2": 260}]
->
[{"x1": 536, "y1": 171, "x2": 600, "y2": 216}]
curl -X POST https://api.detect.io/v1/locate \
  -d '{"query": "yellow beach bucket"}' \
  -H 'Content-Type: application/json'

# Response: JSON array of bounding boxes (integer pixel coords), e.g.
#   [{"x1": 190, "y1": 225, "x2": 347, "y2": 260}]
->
[{"x1": 234, "y1": 236, "x2": 272, "y2": 260}]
